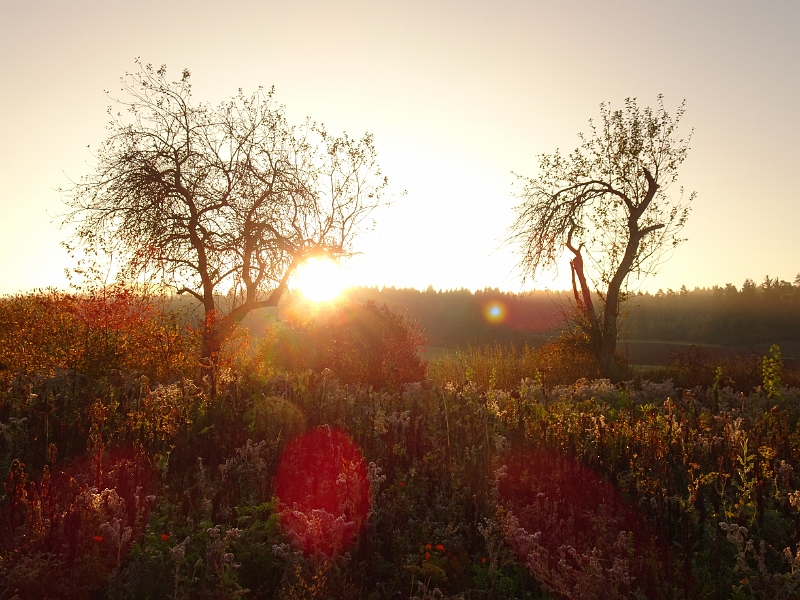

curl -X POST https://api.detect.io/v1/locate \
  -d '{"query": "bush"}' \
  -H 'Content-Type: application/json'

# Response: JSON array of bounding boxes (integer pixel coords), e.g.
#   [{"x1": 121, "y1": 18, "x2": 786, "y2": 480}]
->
[
  {"x1": 272, "y1": 300, "x2": 427, "y2": 389},
  {"x1": 0, "y1": 285, "x2": 199, "y2": 381}
]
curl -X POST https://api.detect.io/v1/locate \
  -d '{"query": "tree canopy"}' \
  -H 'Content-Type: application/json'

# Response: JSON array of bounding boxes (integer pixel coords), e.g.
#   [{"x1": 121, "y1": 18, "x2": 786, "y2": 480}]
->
[{"x1": 64, "y1": 62, "x2": 386, "y2": 358}]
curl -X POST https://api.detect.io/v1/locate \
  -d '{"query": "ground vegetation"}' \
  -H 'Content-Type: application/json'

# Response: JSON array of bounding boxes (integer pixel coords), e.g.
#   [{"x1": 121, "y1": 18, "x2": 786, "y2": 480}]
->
[{"x1": 2, "y1": 290, "x2": 800, "y2": 599}]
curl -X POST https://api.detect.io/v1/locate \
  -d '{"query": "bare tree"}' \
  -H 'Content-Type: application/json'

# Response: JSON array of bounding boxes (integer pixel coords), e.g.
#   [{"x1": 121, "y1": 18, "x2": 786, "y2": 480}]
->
[
  {"x1": 509, "y1": 96, "x2": 694, "y2": 379},
  {"x1": 64, "y1": 61, "x2": 386, "y2": 360}
]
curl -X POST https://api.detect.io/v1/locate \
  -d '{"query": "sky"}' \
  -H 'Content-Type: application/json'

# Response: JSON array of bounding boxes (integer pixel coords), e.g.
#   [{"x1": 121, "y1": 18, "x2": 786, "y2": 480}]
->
[{"x1": 1, "y1": 1, "x2": 798, "y2": 296}]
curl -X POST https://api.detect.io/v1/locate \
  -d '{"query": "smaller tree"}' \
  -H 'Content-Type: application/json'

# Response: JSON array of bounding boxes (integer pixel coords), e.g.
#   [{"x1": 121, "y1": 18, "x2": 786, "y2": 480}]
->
[{"x1": 509, "y1": 96, "x2": 694, "y2": 379}]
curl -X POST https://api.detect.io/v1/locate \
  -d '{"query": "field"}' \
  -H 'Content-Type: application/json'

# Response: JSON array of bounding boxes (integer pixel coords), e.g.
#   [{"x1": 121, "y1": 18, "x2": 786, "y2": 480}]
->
[{"x1": 2, "y1": 290, "x2": 800, "y2": 599}]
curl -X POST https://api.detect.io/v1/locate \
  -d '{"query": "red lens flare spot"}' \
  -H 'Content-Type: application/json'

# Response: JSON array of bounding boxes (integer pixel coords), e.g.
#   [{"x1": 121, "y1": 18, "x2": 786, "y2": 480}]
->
[
  {"x1": 275, "y1": 427, "x2": 370, "y2": 558},
  {"x1": 499, "y1": 451, "x2": 671, "y2": 598},
  {"x1": 483, "y1": 301, "x2": 506, "y2": 324}
]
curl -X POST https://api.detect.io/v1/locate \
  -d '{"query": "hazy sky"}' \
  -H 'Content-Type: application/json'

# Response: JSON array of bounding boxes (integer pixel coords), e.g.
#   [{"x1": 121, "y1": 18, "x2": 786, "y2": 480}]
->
[{"x1": 1, "y1": 1, "x2": 798, "y2": 295}]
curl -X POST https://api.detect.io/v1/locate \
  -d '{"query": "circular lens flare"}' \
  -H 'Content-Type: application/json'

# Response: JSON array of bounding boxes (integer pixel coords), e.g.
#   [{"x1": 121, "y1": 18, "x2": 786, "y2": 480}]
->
[
  {"x1": 483, "y1": 301, "x2": 506, "y2": 324},
  {"x1": 275, "y1": 428, "x2": 370, "y2": 557},
  {"x1": 291, "y1": 258, "x2": 346, "y2": 302}
]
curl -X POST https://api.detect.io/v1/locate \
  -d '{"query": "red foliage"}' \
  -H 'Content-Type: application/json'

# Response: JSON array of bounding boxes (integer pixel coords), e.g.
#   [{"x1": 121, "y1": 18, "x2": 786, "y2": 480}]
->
[
  {"x1": 499, "y1": 451, "x2": 670, "y2": 598},
  {"x1": 0, "y1": 448, "x2": 156, "y2": 596},
  {"x1": 275, "y1": 427, "x2": 369, "y2": 557},
  {"x1": 0, "y1": 285, "x2": 199, "y2": 380}
]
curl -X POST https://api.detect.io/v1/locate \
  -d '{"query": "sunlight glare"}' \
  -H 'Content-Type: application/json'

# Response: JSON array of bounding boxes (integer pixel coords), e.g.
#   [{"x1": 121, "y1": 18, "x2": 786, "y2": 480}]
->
[{"x1": 291, "y1": 257, "x2": 346, "y2": 302}]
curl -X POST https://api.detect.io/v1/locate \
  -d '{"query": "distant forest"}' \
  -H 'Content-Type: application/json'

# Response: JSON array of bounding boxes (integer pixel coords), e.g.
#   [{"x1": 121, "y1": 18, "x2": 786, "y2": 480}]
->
[
  {"x1": 344, "y1": 286, "x2": 566, "y2": 348},
  {"x1": 625, "y1": 276, "x2": 800, "y2": 344},
  {"x1": 325, "y1": 275, "x2": 800, "y2": 350}
]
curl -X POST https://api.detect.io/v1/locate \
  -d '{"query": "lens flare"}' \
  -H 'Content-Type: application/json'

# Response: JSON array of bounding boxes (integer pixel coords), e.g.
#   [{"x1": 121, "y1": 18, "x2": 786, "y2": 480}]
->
[
  {"x1": 483, "y1": 301, "x2": 506, "y2": 324},
  {"x1": 275, "y1": 427, "x2": 370, "y2": 557},
  {"x1": 499, "y1": 451, "x2": 669, "y2": 598}
]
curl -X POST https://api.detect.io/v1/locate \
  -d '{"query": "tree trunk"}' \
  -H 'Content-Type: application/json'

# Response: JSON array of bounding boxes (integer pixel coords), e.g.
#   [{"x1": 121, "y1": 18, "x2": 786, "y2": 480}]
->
[
  {"x1": 201, "y1": 318, "x2": 222, "y2": 362},
  {"x1": 199, "y1": 284, "x2": 289, "y2": 377},
  {"x1": 597, "y1": 227, "x2": 641, "y2": 381},
  {"x1": 569, "y1": 246, "x2": 604, "y2": 368},
  {"x1": 597, "y1": 170, "x2": 660, "y2": 381}
]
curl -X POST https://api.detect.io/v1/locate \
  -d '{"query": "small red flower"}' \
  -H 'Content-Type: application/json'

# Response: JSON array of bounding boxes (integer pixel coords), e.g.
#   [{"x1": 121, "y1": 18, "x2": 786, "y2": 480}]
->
[
  {"x1": 481, "y1": 557, "x2": 487, "y2": 564},
  {"x1": 741, "y1": 579, "x2": 747, "y2": 584},
  {"x1": 435, "y1": 543, "x2": 445, "y2": 552},
  {"x1": 161, "y1": 533, "x2": 169, "y2": 542},
  {"x1": 425, "y1": 543, "x2": 431, "y2": 550},
  {"x1": 398, "y1": 481, "x2": 405, "y2": 487},
  {"x1": 425, "y1": 551, "x2": 431, "y2": 561},
  {"x1": 93, "y1": 535, "x2": 103, "y2": 543}
]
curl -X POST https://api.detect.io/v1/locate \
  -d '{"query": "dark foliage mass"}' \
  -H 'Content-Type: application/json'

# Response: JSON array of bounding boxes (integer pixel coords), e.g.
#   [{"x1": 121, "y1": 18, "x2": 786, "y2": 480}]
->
[
  {"x1": 2, "y1": 288, "x2": 800, "y2": 599},
  {"x1": 625, "y1": 276, "x2": 800, "y2": 345},
  {"x1": 342, "y1": 287, "x2": 566, "y2": 348},
  {"x1": 272, "y1": 299, "x2": 427, "y2": 389},
  {"x1": 0, "y1": 286, "x2": 200, "y2": 381},
  {"x1": 326, "y1": 278, "x2": 800, "y2": 358}
]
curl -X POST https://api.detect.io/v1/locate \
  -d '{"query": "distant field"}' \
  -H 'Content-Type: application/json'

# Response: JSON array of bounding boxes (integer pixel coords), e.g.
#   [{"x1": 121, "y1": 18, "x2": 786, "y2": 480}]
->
[
  {"x1": 420, "y1": 345, "x2": 454, "y2": 362},
  {"x1": 423, "y1": 339, "x2": 800, "y2": 370},
  {"x1": 624, "y1": 339, "x2": 800, "y2": 369}
]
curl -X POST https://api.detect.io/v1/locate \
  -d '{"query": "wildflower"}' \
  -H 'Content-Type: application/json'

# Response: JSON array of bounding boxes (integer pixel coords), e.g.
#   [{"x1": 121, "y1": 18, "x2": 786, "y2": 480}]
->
[
  {"x1": 398, "y1": 481, "x2": 405, "y2": 487},
  {"x1": 435, "y1": 543, "x2": 445, "y2": 552},
  {"x1": 741, "y1": 579, "x2": 747, "y2": 584},
  {"x1": 161, "y1": 533, "x2": 169, "y2": 542},
  {"x1": 425, "y1": 543, "x2": 431, "y2": 550},
  {"x1": 425, "y1": 552, "x2": 431, "y2": 561},
  {"x1": 481, "y1": 557, "x2": 487, "y2": 564},
  {"x1": 94, "y1": 535, "x2": 103, "y2": 543}
]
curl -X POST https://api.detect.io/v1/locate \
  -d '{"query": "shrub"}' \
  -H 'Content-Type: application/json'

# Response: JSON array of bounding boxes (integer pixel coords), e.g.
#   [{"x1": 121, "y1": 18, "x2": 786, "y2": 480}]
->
[
  {"x1": 0, "y1": 285, "x2": 199, "y2": 381},
  {"x1": 272, "y1": 300, "x2": 427, "y2": 389}
]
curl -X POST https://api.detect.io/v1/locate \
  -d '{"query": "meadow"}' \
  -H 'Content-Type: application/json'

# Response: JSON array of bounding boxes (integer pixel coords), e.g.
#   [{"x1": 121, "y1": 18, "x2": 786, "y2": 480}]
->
[{"x1": 2, "y1": 287, "x2": 800, "y2": 599}]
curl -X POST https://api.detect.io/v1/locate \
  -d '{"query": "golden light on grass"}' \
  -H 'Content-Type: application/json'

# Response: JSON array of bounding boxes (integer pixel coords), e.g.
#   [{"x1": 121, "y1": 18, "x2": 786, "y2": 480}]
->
[{"x1": 291, "y1": 257, "x2": 346, "y2": 303}]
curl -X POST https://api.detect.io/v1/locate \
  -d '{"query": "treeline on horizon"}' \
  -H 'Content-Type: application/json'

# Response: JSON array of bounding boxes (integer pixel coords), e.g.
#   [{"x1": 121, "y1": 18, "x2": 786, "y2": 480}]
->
[
  {"x1": 625, "y1": 275, "x2": 800, "y2": 345},
  {"x1": 5, "y1": 273, "x2": 799, "y2": 354},
  {"x1": 264, "y1": 274, "x2": 800, "y2": 350}
]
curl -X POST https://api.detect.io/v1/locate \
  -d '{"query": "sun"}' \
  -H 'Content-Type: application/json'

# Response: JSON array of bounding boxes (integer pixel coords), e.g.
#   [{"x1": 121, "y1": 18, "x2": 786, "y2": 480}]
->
[{"x1": 291, "y1": 257, "x2": 347, "y2": 302}]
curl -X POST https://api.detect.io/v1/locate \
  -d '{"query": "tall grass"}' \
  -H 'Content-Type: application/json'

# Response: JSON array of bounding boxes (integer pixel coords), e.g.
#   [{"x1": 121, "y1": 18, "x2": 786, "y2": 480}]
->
[
  {"x1": 3, "y1": 292, "x2": 800, "y2": 598},
  {"x1": 428, "y1": 338, "x2": 600, "y2": 391}
]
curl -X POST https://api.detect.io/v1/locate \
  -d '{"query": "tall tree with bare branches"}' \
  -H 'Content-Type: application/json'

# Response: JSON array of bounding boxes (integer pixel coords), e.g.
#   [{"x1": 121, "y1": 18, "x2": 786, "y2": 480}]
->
[
  {"x1": 64, "y1": 61, "x2": 387, "y2": 362},
  {"x1": 509, "y1": 96, "x2": 694, "y2": 379}
]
